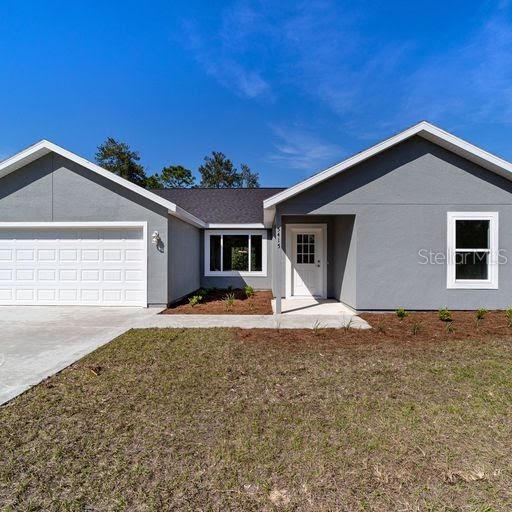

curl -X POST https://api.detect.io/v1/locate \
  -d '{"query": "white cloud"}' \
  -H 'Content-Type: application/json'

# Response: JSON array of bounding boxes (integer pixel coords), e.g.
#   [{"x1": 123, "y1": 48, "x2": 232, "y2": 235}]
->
[
  {"x1": 182, "y1": 0, "x2": 512, "y2": 142},
  {"x1": 182, "y1": 10, "x2": 271, "y2": 100},
  {"x1": 267, "y1": 125, "x2": 343, "y2": 171}
]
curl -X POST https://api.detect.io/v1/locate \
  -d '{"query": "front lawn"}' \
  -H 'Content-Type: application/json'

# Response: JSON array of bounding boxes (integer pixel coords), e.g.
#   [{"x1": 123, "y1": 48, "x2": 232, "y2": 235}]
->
[{"x1": 1, "y1": 325, "x2": 512, "y2": 511}]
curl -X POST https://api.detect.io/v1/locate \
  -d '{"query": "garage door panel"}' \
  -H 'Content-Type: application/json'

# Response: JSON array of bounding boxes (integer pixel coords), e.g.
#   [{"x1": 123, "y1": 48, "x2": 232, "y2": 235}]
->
[
  {"x1": 0, "y1": 289, "x2": 12, "y2": 300},
  {"x1": 0, "y1": 249, "x2": 13, "y2": 261},
  {"x1": 0, "y1": 226, "x2": 146, "y2": 306}
]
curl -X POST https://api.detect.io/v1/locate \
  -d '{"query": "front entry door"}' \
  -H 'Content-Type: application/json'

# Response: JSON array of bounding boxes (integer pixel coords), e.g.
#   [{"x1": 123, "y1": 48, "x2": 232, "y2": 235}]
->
[{"x1": 290, "y1": 226, "x2": 326, "y2": 297}]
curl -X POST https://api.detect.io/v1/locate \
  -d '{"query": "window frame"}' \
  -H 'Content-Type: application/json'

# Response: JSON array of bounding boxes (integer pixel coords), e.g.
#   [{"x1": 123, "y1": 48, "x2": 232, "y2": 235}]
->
[
  {"x1": 204, "y1": 230, "x2": 267, "y2": 277},
  {"x1": 447, "y1": 212, "x2": 499, "y2": 289}
]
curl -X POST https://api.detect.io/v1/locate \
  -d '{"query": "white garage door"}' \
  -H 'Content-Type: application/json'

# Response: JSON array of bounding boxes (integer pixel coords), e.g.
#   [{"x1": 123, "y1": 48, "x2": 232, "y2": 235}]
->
[{"x1": 0, "y1": 224, "x2": 147, "y2": 306}]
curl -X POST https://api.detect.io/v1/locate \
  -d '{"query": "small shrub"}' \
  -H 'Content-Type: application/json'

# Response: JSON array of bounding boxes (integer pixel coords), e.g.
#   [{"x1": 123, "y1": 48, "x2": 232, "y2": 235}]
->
[
  {"x1": 505, "y1": 307, "x2": 512, "y2": 327},
  {"x1": 476, "y1": 308, "x2": 488, "y2": 321},
  {"x1": 411, "y1": 322, "x2": 422, "y2": 335},
  {"x1": 197, "y1": 288, "x2": 207, "y2": 298},
  {"x1": 475, "y1": 308, "x2": 488, "y2": 327},
  {"x1": 244, "y1": 285, "x2": 254, "y2": 298},
  {"x1": 188, "y1": 295, "x2": 203, "y2": 307},
  {"x1": 224, "y1": 292, "x2": 235, "y2": 311},
  {"x1": 375, "y1": 322, "x2": 385, "y2": 333},
  {"x1": 445, "y1": 321, "x2": 455, "y2": 334},
  {"x1": 395, "y1": 307, "x2": 408, "y2": 320},
  {"x1": 439, "y1": 307, "x2": 452, "y2": 322},
  {"x1": 343, "y1": 318, "x2": 353, "y2": 333}
]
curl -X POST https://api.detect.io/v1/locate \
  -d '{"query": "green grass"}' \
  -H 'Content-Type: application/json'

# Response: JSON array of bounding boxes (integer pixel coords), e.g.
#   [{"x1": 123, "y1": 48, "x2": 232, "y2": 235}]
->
[{"x1": 1, "y1": 328, "x2": 512, "y2": 511}]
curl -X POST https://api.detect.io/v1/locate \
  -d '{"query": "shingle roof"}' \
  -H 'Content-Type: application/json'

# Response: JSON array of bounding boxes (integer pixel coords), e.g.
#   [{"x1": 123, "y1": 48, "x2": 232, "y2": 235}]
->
[{"x1": 151, "y1": 188, "x2": 285, "y2": 224}]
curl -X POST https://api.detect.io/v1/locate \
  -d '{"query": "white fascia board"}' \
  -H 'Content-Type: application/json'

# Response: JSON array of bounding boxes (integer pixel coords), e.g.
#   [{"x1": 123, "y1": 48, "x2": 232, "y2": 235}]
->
[
  {"x1": 205, "y1": 223, "x2": 266, "y2": 229},
  {"x1": 0, "y1": 140, "x2": 206, "y2": 228},
  {"x1": 263, "y1": 121, "x2": 512, "y2": 209},
  {"x1": 171, "y1": 205, "x2": 206, "y2": 228}
]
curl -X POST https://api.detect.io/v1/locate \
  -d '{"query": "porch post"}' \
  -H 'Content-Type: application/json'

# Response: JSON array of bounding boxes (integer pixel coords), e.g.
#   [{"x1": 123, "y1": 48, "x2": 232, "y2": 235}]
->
[{"x1": 273, "y1": 213, "x2": 283, "y2": 315}]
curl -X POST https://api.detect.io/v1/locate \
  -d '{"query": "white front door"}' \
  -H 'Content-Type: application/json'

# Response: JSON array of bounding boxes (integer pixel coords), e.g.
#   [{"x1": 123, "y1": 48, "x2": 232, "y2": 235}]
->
[{"x1": 289, "y1": 226, "x2": 326, "y2": 298}]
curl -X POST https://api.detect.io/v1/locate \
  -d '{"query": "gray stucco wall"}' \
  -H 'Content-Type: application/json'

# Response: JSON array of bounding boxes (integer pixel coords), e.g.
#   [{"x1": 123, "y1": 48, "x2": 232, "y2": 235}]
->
[
  {"x1": 0, "y1": 153, "x2": 169, "y2": 306},
  {"x1": 277, "y1": 136, "x2": 512, "y2": 310},
  {"x1": 168, "y1": 216, "x2": 201, "y2": 302},
  {"x1": 332, "y1": 215, "x2": 357, "y2": 307},
  {"x1": 200, "y1": 229, "x2": 273, "y2": 290}
]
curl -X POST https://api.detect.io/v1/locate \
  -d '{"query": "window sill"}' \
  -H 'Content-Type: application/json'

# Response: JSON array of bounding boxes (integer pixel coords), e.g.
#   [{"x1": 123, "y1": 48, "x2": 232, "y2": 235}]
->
[{"x1": 447, "y1": 280, "x2": 498, "y2": 290}]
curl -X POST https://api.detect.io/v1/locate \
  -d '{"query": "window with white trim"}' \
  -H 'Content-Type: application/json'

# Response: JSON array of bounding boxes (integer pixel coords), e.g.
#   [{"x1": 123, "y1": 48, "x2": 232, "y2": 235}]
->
[
  {"x1": 447, "y1": 212, "x2": 498, "y2": 289},
  {"x1": 204, "y1": 230, "x2": 267, "y2": 276}
]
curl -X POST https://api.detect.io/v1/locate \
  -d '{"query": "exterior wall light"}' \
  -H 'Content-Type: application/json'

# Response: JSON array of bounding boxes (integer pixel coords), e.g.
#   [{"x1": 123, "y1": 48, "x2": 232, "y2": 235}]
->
[{"x1": 152, "y1": 231, "x2": 161, "y2": 245}]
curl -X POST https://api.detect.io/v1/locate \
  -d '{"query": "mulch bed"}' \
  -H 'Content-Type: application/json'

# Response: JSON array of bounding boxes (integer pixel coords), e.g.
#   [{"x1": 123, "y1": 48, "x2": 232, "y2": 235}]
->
[
  {"x1": 236, "y1": 310, "x2": 512, "y2": 344},
  {"x1": 163, "y1": 289, "x2": 273, "y2": 315}
]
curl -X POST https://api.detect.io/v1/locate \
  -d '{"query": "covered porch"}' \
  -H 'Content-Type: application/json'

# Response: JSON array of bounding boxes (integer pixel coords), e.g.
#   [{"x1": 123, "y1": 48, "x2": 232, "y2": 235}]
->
[
  {"x1": 272, "y1": 214, "x2": 357, "y2": 315},
  {"x1": 271, "y1": 298, "x2": 355, "y2": 315}
]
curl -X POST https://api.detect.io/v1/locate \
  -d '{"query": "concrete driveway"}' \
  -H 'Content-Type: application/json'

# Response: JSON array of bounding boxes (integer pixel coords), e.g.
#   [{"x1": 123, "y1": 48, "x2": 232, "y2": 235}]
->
[{"x1": 0, "y1": 307, "x2": 159, "y2": 405}]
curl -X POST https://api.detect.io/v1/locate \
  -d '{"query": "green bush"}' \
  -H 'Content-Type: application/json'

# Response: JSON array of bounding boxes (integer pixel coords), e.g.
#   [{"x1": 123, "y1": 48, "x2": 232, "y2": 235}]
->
[
  {"x1": 439, "y1": 307, "x2": 452, "y2": 322},
  {"x1": 395, "y1": 307, "x2": 408, "y2": 320},
  {"x1": 505, "y1": 307, "x2": 512, "y2": 327},
  {"x1": 188, "y1": 295, "x2": 203, "y2": 307},
  {"x1": 476, "y1": 308, "x2": 488, "y2": 321},
  {"x1": 244, "y1": 285, "x2": 254, "y2": 298},
  {"x1": 224, "y1": 292, "x2": 236, "y2": 311}
]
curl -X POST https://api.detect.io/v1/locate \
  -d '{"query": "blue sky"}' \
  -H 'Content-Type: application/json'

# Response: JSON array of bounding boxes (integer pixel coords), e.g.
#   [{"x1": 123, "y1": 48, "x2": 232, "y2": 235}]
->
[{"x1": 1, "y1": 0, "x2": 512, "y2": 187}]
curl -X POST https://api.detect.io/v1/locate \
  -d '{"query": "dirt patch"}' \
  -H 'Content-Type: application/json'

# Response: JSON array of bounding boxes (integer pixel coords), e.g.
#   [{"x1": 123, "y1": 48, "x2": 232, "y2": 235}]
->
[{"x1": 163, "y1": 289, "x2": 273, "y2": 315}]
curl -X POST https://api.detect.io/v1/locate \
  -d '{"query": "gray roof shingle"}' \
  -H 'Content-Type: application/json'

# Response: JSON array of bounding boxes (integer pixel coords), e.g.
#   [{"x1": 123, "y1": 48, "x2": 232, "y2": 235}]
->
[{"x1": 151, "y1": 188, "x2": 285, "y2": 224}]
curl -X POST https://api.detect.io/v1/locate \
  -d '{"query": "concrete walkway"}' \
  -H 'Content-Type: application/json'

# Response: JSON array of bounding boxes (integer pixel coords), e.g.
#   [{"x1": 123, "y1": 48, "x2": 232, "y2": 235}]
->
[
  {"x1": 134, "y1": 313, "x2": 370, "y2": 330},
  {"x1": 0, "y1": 306, "x2": 160, "y2": 405},
  {"x1": 272, "y1": 298, "x2": 356, "y2": 315},
  {"x1": 0, "y1": 305, "x2": 369, "y2": 405}
]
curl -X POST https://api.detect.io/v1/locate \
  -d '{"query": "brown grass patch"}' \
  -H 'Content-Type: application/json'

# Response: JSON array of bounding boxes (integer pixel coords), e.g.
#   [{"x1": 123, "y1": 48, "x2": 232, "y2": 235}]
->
[
  {"x1": 1, "y1": 327, "x2": 512, "y2": 511},
  {"x1": 163, "y1": 288, "x2": 273, "y2": 315}
]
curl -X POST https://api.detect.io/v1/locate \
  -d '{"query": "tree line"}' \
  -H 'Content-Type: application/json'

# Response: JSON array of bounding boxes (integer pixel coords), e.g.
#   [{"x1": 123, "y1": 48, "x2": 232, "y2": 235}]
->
[{"x1": 95, "y1": 137, "x2": 259, "y2": 189}]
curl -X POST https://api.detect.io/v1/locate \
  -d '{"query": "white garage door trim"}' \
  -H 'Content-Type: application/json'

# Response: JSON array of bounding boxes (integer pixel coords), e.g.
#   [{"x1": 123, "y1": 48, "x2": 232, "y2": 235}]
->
[{"x1": 0, "y1": 221, "x2": 148, "y2": 307}]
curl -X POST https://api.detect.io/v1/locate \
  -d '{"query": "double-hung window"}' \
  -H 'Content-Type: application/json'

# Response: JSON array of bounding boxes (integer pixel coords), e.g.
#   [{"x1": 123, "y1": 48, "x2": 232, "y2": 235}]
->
[
  {"x1": 447, "y1": 212, "x2": 498, "y2": 289},
  {"x1": 204, "y1": 230, "x2": 267, "y2": 276}
]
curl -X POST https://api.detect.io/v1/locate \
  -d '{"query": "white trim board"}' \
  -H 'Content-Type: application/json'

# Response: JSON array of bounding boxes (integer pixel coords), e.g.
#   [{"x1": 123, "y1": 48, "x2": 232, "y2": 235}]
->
[
  {"x1": 204, "y1": 229, "x2": 268, "y2": 277},
  {"x1": 446, "y1": 212, "x2": 499, "y2": 290},
  {"x1": 0, "y1": 140, "x2": 206, "y2": 228},
  {"x1": 263, "y1": 121, "x2": 512, "y2": 212},
  {"x1": 206, "y1": 223, "x2": 266, "y2": 229}
]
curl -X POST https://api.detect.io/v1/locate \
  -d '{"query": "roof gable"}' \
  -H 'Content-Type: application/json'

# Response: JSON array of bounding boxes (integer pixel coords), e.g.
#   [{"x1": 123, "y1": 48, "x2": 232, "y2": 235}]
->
[
  {"x1": 0, "y1": 140, "x2": 205, "y2": 227},
  {"x1": 263, "y1": 121, "x2": 512, "y2": 210}
]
